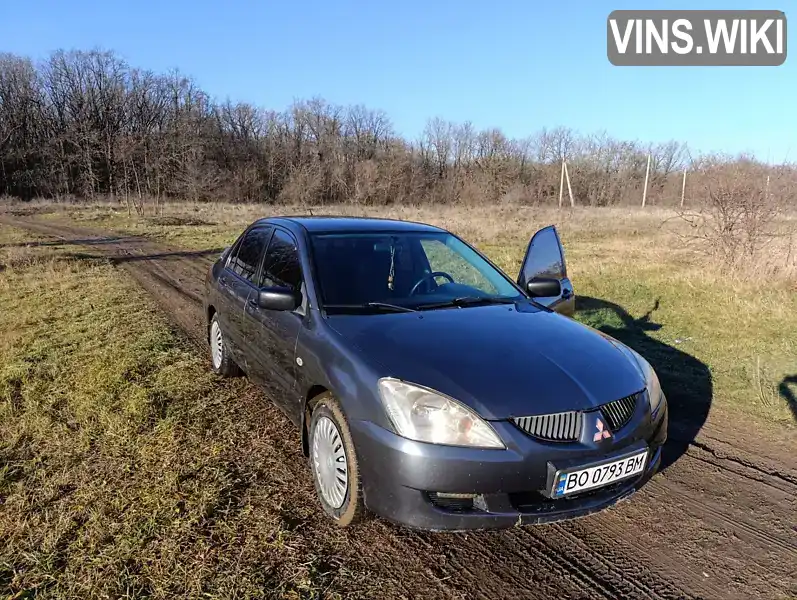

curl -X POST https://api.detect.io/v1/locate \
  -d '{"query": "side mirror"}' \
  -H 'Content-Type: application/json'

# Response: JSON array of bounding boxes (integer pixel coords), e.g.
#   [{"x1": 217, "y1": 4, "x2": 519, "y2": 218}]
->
[
  {"x1": 527, "y1": 277, "x2": 562, "y2": 298},
  {"x1": 256, "y1": 286, "x2": 301, "y2": 311}
]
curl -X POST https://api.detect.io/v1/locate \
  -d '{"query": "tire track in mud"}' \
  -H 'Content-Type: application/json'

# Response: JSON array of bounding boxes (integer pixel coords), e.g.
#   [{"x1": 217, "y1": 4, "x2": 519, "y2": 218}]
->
[
  {"x1": 405, "y1": 527, "x2": 617, "y2": 600},
  {"x1": 3, "y1": 214, "x2": 796, "y2": 600},
  {"x1": 687, "y1": 439, "x2": 797, "y2": 488},
  {"x1": 517, "y1": 524, "x2": 697, "y2": 600},
  {"x1": 647, "y1": 467, "x2": 797, "y2": 556},
  {"x1": 651, "y1": 479, "x2": 797, "y2": 555},
  {"x1": 536, "y1": 513, "x2": 724, "y2": 600}
]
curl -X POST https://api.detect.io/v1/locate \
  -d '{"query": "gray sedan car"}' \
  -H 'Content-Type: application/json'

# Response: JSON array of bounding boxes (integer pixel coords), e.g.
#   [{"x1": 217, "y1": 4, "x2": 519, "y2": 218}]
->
[{"x1": 203, "y1": 216, "x2": 668, "y2": 531}]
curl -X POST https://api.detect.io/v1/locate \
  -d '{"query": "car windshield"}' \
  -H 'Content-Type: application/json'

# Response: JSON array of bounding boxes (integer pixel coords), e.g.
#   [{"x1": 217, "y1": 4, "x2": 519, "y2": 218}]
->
[{"x1": 309, "y1": 231, "x2": 524, "y2": 313}]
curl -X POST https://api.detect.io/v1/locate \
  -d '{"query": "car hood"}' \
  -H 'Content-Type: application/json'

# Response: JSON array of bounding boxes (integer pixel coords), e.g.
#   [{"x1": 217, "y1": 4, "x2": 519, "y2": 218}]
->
[{"x1": 327, "y1": 304, "x2": 646, "y2": 420}]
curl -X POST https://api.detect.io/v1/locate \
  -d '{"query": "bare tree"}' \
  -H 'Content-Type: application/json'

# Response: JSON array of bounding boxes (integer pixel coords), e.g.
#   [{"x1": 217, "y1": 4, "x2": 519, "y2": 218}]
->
[
  {"x1": 678, "y1": 156, "x2": 784, "y2": 268},
  {"x1": 0, "y1": 47, "x2": 795, "y2": 212}
]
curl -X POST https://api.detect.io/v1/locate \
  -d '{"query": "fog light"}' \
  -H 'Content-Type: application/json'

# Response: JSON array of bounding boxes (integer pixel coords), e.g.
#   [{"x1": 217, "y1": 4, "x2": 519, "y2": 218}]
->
[
  {"x1": 427, "y1": 492, "x2": 477, "y2": 512},
  {"x1": 435, "y1": 492, "x2": 477, "y2": 499}
]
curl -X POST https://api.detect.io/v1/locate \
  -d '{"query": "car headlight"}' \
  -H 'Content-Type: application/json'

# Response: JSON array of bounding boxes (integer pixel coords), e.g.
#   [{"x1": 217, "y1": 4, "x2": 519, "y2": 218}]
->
[
  {"x1": 636, "y1": 355, "x2": 664, "y2": 418},
  {"x1": 377, "y1": 378, "x2": 505, "y2": 449}
]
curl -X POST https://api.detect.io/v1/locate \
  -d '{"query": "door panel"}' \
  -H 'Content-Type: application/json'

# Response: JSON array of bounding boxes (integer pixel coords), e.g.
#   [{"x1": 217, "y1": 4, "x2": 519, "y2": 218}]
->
[
  {"x1": 216, "y1": 269, "x2": 246, "y2": 365},
  {"x1": 242, "y1": 228, "x2": 304, "y2": 421},
  {"x1": 517, "y1": 225, "x2": 575, "y2": 316},
  {"x1": 218, "y1": 226, "x2": 273, "y2": 368}
]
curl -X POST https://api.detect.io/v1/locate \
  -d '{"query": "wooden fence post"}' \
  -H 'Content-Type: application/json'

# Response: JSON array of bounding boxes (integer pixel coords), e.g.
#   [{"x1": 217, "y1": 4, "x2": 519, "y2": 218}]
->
[{"x1": 564, "y1": 161, "x2": 575, "y2": 207}]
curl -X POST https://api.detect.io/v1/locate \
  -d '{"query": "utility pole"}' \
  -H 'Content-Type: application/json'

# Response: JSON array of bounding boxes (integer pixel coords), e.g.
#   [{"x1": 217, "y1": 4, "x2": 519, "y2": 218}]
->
[
  {"x1": 680, "y1": 169, "x2": 687, "y2": 208},
  {"x1": 564, "y1": 161, "x2": 575, "y2": 207},
  {"x1": 558, "y1": 159, "x2": 565, "y2": 208}
]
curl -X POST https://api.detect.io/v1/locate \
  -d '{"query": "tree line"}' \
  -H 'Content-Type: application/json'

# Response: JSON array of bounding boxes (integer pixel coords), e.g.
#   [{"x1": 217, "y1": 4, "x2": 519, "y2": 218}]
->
[{"x1": 1, "y1": 49, "x2": 794, "y2": 209}]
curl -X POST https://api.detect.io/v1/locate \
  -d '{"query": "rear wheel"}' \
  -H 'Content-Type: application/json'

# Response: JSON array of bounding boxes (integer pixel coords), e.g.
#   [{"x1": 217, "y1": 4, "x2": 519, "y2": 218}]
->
[
  {"x1": 309, "y1": 394, "x2": 366, "y2": 527},
  {"x1": 209, "y1": 314, "x2": 240, "y2": 377}
]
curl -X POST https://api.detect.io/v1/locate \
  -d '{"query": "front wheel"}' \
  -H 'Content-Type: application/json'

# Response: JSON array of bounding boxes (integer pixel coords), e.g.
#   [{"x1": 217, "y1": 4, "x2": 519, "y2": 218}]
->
[
  {"x1": 208, "y1": 314, "x2": 240, "y2": 377},
  {"x1": 309, "y1": 394, "x2": 366, "y2": 527}
]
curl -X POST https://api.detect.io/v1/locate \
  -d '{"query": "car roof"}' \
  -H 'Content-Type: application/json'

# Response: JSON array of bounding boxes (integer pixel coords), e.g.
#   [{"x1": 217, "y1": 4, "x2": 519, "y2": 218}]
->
[{"x1": 255, "y1": 215, "x2": 447, "y2": 234}]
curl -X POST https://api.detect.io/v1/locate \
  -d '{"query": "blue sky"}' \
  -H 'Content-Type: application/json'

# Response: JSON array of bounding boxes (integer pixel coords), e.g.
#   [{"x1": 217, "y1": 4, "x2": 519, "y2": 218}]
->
[{"x1": 3, "y1": 0, "x2": 793, "y2": 161}]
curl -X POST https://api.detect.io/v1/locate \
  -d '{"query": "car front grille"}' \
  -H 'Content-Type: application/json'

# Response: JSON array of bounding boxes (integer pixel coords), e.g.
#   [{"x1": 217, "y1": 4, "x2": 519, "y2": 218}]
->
[
  {"x1": 512, "y1": 391, "x2": 642, "y2": 442},
  {"x1": 599, "y1": 392, "x2": 640, "y2": 432},
  {"x1": 513, "y1": 411, "x2": 583, "y2": 442}
]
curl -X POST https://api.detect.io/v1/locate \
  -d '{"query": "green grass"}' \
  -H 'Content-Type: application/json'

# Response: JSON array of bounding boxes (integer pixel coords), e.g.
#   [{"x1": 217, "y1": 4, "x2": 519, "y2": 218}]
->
[{"x1": 0, "y1": 226, "x2": 391, "y2": 599}]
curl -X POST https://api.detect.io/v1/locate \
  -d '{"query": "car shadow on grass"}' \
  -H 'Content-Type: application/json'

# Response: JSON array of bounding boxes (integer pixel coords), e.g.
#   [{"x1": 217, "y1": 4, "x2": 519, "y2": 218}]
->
[
  {"x1": 778, "y1": 375, "x2": 797, "y2": 423},
  {"x1": 574, "y1": 296, "x2": 712, "y2": 471}
]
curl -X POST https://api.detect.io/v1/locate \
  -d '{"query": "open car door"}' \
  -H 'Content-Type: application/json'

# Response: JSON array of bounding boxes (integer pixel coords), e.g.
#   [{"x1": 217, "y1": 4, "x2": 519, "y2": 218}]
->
[{"x1": 517, "y1": 225, "x2": 575, "y2": 316}]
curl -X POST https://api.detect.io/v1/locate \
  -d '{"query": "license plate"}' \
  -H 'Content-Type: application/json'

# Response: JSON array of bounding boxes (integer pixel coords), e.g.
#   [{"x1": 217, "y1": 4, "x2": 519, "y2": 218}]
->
[{"x1": 552, "y1": 450, "x2": 648, "y2": 497}]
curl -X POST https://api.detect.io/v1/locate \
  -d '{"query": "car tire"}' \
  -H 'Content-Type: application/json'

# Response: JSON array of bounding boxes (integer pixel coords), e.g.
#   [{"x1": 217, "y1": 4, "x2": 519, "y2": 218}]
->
[
  {"x1": 308, "y1": 394, "x2": 366, "y2": 527},
  {"x1": 208, "y1": 314, "x2": 240, "y2": 377}
]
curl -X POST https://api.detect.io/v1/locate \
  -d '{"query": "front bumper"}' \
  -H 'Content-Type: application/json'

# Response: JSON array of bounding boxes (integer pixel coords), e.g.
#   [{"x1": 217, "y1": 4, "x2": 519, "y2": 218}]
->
[{"x1": 350, "y1": 397, "x2": 668, "y2": 531}]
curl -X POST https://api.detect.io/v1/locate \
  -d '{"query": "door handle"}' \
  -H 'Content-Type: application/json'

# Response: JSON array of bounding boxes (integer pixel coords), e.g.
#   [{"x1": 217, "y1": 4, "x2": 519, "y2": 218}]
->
[{"x1": 247, "y1": 297, "x2": 258, "y2": 307}]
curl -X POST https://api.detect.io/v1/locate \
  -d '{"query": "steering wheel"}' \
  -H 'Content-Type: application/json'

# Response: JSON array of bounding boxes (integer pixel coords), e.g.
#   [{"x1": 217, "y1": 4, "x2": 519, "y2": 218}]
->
[{"x1": 409, "y1": 271, "x2": 455, "y2": 296}]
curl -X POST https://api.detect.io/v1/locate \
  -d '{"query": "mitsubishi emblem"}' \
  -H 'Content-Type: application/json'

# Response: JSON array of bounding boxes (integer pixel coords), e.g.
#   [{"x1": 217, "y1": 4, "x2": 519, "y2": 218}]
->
[{"x1": 593, "y1": 416, "x2": 612, "y2": 442}]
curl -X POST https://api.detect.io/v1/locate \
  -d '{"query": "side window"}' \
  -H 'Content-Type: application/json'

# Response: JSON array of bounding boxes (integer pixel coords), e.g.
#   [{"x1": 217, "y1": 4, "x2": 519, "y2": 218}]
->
[
  {"x1": 228, "y1": 227, "x2": 271, "y2": 283},
  {"x1": 259, "y1": 229, "x2": 302, "y2": 290},
  {"x1": 420, "y1": 239, "x2": 498, "y2": 295}
]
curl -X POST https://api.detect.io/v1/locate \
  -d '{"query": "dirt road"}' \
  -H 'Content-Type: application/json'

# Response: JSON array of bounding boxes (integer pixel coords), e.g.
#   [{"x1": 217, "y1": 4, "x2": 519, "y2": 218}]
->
[{"x1": 3, "y1": 215, "x2": 796, "y2": 600}]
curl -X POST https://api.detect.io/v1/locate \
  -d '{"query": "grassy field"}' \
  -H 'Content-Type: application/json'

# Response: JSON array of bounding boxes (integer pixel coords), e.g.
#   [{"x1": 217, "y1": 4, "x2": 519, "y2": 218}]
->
[
  {"x1": 38, "y1": 201, "x2": 797, "y2": 428},
  {"x1": 1, "y1": 203, "x2": 796, "y2": 598},
  {"x1": 0, "y1": 225, "x2": 392, "y2": 599}
]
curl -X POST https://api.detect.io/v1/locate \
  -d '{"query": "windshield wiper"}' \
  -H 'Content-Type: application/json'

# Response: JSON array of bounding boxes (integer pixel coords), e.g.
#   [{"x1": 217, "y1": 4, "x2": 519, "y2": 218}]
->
[
  {"x1": 416, "y1": 296, "x2": 517, "y2": 310},
  {"x1": 366, "y1": 302, "x2": 417, "y2": 313},
  {"x1": 324, "y1": 302, "x2": 417, "y2": 314}
]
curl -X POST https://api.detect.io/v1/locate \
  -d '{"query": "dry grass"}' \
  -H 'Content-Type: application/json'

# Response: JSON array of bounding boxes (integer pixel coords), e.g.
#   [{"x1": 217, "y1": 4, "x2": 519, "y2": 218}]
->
[
  {"x1": 41, "y1": 200, "x2": 797, "y2": 278},
  {"x1": 0, "y1": 202, "x2": 795, "y2": 598},
  {"x1": 0, "y1": 225, "x2": 416, "y2": 599},
  {"x1": 30, "y1": 200, "x2": 797, "y2": 428}
]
